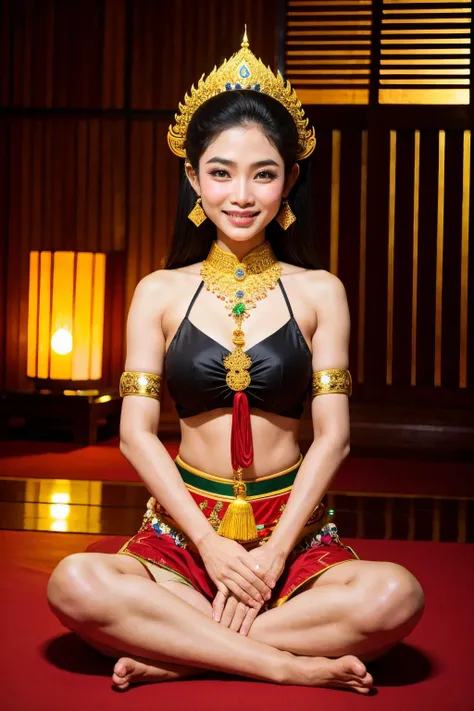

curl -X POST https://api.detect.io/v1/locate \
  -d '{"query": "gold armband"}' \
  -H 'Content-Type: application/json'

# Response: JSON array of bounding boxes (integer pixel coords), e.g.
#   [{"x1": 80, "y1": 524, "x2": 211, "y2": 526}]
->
[
  {"x1": 312, "y1": 369, "x2": 352, "y2": 398},
  {"x1": 119, "y1": 371, "x2": 162, "y2": 401}
]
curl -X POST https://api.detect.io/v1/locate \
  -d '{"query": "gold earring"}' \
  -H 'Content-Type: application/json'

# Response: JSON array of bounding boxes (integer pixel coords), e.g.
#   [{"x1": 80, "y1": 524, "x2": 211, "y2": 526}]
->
[
  {"x1": 188, "y1": 197, "x2": 207, "y2": 226},
  {"x1": 276, "y1": 198, "x2": 296, "y2": 230}
]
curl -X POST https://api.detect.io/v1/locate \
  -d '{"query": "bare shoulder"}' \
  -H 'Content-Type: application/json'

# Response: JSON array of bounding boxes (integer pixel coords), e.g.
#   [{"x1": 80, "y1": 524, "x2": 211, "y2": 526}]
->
[
  {"x1": 133, "y1": 264, "x2": 204, "y2": 324},
  {"x1": 135, "y1": 268, "x2": 170, "y2": 291},
  {"x1": 305, "y1": 269, "x2": 347, "y2": 300},
  {"x1": 280, "y1": 262, "x2": 347, "y2": 306},
  {"x1": 133, "y1": 265, "x2": 198, "y2": 307}
]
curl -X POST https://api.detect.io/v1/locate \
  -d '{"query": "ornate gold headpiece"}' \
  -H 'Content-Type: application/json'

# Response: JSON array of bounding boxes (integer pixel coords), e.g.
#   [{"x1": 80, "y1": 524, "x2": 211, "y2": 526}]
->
[{"x1": 167, "y1": 27, "x2": 316, "y2": 161}]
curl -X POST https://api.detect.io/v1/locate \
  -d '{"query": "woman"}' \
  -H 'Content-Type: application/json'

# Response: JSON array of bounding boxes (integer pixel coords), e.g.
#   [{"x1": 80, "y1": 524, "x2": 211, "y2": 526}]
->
[{"x1": 46, "y1": 31, "x2": 424, "y2": 693}]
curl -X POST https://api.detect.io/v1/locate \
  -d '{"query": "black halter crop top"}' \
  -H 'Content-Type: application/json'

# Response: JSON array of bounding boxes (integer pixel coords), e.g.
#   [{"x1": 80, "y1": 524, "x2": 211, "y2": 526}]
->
[{"x1": 165, "y1": 278, "x2": 313, "y2": 420}]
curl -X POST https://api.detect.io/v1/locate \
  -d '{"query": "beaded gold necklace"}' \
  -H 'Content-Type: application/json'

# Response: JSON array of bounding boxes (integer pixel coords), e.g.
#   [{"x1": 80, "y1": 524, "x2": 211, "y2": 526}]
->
[{"x1": 200, "y1": 240, "x2": 282, "y2": 541}]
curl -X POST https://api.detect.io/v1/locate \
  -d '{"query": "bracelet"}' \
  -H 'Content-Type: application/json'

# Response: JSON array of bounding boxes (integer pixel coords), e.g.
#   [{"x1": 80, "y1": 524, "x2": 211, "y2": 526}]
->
[
  {"x1": 312, "y1": 369, "x2": 352, "y2": 398},
  {"x1": 119, "y1": 371, "x2": 163, "y2": 401}
]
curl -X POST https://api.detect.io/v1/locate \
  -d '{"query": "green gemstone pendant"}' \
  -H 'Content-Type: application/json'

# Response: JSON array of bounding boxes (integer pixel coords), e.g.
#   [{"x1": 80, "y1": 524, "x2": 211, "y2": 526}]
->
[
  {"x1": 232, "y1": 301, "x2": 246, "y2": 316},
  {"x1": 232, "y1": 302, "x2": 246, "y2": 316}
]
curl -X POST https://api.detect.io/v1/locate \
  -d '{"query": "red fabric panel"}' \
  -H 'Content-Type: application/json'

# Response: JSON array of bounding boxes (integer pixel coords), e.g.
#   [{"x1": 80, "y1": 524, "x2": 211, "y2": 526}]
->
[{"x1": 231, "y1": 391, "x2": 254, "y2": 470}]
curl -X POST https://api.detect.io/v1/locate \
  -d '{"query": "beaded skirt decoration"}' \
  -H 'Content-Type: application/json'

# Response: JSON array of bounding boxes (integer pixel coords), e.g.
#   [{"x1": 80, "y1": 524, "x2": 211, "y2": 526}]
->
[{"x1": 114, "y1": 455, "x2": 358, "y2": 608}]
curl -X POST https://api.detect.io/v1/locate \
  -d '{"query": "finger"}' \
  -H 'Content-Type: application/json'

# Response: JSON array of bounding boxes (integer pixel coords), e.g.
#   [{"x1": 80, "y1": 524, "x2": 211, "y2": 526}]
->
[
  {"x1": 230, "y1": 602, "x2": 252, "y2": 633},
  {"x1": 212, "y1": 589, "x2": 228, "y2": 622},
  {"x1": 239, "y1": 606, "x2": 259, "y2": 636},
  {"x1": 224, "y1": 577, "x2": 263, "y2": 608},
  {"x1": 220, "y1": 596, "x2": 239, "y2": 628},
  {"x1": 251, "y1": 562, "x2": 276, "y2": 593},
  {"x1": 238, "y1": 557, "x2": 274, "y2": 594},
  {"x1": 230, "y1": 565, "x2": 270, "y2": 603}
]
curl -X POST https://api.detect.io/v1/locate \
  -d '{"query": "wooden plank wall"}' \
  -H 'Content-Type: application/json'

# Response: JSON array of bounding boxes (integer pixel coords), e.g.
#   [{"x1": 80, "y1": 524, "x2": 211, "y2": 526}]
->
[
  {"x1": 0, "y1": 0, "x2": 472, "y2": 428},
  {"x1": 307, "y1": 125, "x2": 472, "y2": 399},
  {"x1": 0, "y1": 0, "x2": 279, "y2": 422}
]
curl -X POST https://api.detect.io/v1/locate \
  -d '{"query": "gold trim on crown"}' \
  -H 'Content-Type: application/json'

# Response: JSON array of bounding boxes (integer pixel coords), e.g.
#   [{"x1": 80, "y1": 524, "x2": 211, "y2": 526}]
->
[{"x1": 167, "y1": 27, "x2": 316, "y2": 161}]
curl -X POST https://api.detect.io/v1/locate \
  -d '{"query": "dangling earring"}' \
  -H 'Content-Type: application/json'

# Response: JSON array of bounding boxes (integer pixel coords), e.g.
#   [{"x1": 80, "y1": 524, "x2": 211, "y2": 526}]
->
[
  {"x1": 188, "y1": 197, "x2": 207, "y2": 226},
  {"x1": 276, "y1": 198, "x2": 296, "y2": 230}
]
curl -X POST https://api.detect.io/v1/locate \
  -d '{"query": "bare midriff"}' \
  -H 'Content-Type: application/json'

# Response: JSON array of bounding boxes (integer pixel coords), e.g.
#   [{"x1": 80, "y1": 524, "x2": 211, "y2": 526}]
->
[{"x1": 177, "y1": 408, "x2": 302, "y2": 481}]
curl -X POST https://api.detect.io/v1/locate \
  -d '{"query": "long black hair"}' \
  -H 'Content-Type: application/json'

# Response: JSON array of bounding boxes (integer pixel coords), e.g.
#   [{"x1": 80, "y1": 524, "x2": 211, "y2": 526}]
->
[{"x1": 163, "y1": 89, "x2": 325, "y2": 270}]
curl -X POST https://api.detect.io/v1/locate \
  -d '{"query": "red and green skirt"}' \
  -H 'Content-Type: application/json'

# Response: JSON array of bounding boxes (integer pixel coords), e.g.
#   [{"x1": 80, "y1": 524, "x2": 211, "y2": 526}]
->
[{"x1": 115, "y1": 454, "x2": 358, "y2": 608}]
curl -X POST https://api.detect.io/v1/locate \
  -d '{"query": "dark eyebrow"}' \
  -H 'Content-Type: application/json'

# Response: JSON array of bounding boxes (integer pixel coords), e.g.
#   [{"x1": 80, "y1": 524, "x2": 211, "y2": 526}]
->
[{"x1": 205, "y1": 157, "x2": 279, "y2": 169}]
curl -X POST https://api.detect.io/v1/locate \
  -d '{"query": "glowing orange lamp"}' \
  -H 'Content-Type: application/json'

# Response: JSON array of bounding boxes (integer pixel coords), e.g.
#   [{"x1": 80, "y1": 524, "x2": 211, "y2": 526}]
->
[{"x1": 27, "y1": 251, "x2": 106, "y2": 392}]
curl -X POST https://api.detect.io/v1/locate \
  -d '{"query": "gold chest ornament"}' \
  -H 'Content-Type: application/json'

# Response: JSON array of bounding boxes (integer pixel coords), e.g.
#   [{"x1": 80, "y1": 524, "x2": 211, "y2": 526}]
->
[
  {"x1": 200, "y1": 240, "x2": 282, "y2": 392},
  {"x1": 200, "y1": 240, "x2": 282, "y2": 541}
]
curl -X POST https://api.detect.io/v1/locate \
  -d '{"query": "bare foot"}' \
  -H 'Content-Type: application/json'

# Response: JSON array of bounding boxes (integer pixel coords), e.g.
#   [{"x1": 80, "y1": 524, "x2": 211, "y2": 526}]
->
[
  {"x1": 293, "y1": 654, "x2": 373, "y2": 693},
  {"x1": 112, "y1": 656, "x2": 203, "y2": 690},
  {"x1": 112, "y1": 653, "x2": 372, "y2": 692}
]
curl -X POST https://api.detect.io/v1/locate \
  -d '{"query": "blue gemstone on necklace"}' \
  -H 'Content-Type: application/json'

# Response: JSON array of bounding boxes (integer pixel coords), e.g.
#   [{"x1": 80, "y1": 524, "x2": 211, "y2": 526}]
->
[
  {"x1": 236, "y1": 289, "x2": 244, "y2": 298},
  {"x1": 235, "y1": 267, "x2": 245, "y2": 279}
]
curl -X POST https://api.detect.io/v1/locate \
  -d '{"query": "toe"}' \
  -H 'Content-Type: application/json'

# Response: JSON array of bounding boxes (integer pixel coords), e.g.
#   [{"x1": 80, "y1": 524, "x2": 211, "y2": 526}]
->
[
  {"x1": 114, "y1": 659, "x2": 129, "y2": 677},
  {"x1": 112, "y1": 676, "x2": 129, "y2": 689},
  {"x1": 112, "y1": 658, "x2": 135, "y2": 688},
  {"x1": 354, "y1": 686, "x2": 371, "y2": 695},
  {"x1": 343, "y1": 655, "x2": 366, "y2": 678}
]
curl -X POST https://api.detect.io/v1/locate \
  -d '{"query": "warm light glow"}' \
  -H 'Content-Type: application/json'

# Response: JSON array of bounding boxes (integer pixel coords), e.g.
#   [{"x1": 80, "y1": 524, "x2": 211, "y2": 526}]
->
[
  {"x1": 23, "y1": 481, "x2": 103, "y2": 534},
  {"x1": 51, "y1": 329, "x2": 73, "y2": 355},
  {"x1": 51, "y1": 520, "x2": 68, "y2": 532},
  {"x1": 50, "y1": 503, "x2": 70, "y2": 519},
  {"x1": 27, "y1": 251, "x2": 107, "y2": 381},
  {"x1": 51, "y1": 493, "x2": 70, "y2": 504}
]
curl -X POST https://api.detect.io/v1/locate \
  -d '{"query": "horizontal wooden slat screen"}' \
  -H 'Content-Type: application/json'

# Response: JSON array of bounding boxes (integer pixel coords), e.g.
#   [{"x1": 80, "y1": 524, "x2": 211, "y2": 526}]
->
[
  {"x1": 285, "y1": 0, "x2": 373, "y2": 104},
  {"x1": 285, "y1": 0, "x2": 471, "y2": 105},
  {"x1": 379, "y1": 0, "x2": 471, "y2": 105}
]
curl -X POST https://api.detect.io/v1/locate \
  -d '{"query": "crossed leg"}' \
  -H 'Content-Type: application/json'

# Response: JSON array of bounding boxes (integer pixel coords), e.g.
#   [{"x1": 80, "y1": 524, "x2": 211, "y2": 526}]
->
[{"x1": 47, "y1": 550, "x2": 424, "y2": 691}]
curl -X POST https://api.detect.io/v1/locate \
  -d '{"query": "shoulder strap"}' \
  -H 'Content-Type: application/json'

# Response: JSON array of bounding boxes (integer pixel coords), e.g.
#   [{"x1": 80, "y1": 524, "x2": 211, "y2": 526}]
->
[
  {"x1": 278, "y1": 278, "x2": 294, "y2": 319},
  {"x1": 185, "y1": 280, "x2": 205, "y2": 318}
]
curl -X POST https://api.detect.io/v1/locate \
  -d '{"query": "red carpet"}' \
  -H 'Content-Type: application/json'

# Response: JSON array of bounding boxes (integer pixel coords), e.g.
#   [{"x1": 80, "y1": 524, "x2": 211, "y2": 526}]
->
[
  {"x1": 2, "y1": 531, "x2": 473, "y2": 711},
  {"x1": 1, "y1": 436, "x2": 473, "y2": 496}
]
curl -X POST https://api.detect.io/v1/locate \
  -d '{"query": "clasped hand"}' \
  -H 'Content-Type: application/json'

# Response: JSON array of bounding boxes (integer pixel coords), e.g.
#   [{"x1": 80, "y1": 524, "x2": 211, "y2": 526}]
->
[{"x1": 198, "y1": 532, "x2": 286, "y2": 635}]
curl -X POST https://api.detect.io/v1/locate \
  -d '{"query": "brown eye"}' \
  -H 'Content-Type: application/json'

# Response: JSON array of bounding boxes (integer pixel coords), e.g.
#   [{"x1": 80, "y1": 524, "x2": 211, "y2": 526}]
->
[{"x1": 209, "y1": 169, "x2": 229, "y2": 178}]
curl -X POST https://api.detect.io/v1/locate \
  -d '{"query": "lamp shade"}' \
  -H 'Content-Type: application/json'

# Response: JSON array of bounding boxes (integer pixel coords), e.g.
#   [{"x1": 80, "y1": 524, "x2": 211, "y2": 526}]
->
[{"x1": 27, "y1": 251, "x2": 106, "y2": 381}]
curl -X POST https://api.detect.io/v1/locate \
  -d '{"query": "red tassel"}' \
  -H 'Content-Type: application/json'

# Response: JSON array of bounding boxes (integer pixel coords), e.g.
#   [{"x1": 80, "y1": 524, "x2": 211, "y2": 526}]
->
[{"x1": 231, "y1": 391, "x2": 253, "y2": 471}]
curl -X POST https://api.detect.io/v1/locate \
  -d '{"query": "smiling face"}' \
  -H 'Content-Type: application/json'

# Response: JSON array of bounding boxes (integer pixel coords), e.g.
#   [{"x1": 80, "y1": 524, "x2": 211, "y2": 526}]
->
[{"x1": 186, "y1": 124, "x2": 299, "y2": 245}]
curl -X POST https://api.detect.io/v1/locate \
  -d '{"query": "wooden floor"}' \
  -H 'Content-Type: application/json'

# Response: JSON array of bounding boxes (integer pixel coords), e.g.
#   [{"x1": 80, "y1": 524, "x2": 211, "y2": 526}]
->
[{"x1": 1, "y1": 472, "x2": 473, "y2": 543}]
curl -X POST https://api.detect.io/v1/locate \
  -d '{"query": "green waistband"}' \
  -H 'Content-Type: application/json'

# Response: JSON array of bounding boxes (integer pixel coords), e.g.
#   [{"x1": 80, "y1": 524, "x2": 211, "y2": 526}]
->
[{"x1": 174, "y1": 459, "x2": 301, "y2": 498}]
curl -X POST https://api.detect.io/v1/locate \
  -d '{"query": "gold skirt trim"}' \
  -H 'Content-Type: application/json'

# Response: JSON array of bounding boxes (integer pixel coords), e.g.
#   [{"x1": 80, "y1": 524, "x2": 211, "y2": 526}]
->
[
  {"x1": 181, "y1": 481, "x2": 296, "y2": 502},
  {"x1": 174, "y1": 452, "x2": 304, "y2": 484}
]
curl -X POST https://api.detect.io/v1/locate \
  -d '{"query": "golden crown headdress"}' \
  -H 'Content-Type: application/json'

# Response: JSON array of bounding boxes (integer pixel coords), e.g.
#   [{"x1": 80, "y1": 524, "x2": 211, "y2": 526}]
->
[{"x1": 167, "y1": 27, "x2": 316, "y2": 161}]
